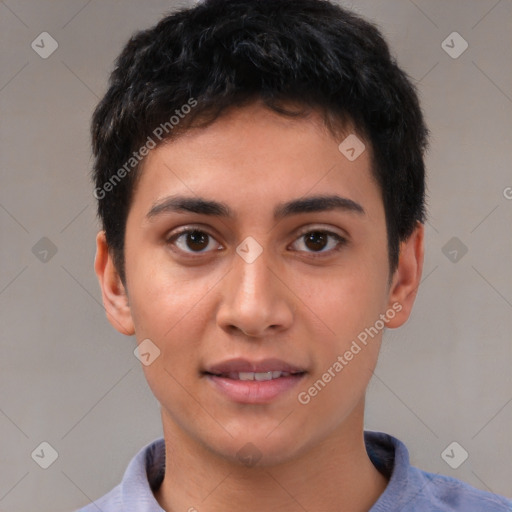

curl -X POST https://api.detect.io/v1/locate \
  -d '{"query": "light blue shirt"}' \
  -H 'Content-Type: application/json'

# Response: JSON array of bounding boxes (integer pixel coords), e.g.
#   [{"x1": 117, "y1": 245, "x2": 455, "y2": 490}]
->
[{"x1": 75, "y1": 431, "x2": 512, "y2": 511}]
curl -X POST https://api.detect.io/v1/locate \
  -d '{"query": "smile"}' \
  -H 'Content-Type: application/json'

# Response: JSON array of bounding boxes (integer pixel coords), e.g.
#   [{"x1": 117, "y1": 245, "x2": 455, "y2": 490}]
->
[
  {"x1": 207, "y1": 370, "x2": 300, "y2": 381},
  {"x1": 204, "y1": 371, "x2": 307, "y2": 404}
]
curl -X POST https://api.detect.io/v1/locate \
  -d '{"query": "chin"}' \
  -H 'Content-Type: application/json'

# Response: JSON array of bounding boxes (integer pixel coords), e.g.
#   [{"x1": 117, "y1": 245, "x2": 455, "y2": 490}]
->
[{"x1": 202, "y1": 427, "x2": 311, "y2": 469}]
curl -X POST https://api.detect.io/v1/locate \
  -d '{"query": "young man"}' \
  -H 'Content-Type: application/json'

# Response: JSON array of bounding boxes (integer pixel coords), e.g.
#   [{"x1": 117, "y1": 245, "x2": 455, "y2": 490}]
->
[{"x1": 80, "y1": 0, "x2": 512, "y2": 510}]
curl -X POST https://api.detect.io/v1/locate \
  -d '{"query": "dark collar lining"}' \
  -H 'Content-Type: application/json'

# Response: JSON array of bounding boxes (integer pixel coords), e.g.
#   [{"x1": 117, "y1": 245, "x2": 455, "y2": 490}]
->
[
  {"x1": 145, "y1": 438, "x2": 166, "y2": 492},
  {"x1": 364, "y1": 431, "x2": 396, "y2": 480},
  {"x1": 145, "y1": 431, "x2": 397, "y2": 492}
]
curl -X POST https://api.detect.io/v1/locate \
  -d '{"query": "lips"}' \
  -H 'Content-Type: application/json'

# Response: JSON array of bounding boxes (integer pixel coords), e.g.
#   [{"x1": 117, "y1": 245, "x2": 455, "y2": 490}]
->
[
  {"x1": 222, "y1": 371, "x2": 295, "y2": 381},
  {"x1": 203, "y1": 357, "x2": 307, "y2": 377},
  {"x1": 202, "y1": 358, "x2": 308, "y2": 403}
]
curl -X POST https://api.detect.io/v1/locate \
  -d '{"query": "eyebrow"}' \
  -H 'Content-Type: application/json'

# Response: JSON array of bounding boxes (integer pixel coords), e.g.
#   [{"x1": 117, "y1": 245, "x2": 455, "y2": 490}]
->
[{"x1": 146, "y1": 194, "x2": 365, "y2": 221}]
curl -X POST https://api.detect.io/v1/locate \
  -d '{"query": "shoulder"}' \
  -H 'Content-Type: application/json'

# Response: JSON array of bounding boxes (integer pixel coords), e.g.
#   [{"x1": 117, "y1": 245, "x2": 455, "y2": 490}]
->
[
  {"x1": 72, "y1": 437, "x2": 166, "y2": 511},
  {"x1": 74, "y1": 484, "x2": 122, "y2": 511},
  {"x1": 365, "y1": 431, "x2": 512, "y2": 512},
  {"x1": 407, "y1": 466, "x2": 512, "y2": 511}
]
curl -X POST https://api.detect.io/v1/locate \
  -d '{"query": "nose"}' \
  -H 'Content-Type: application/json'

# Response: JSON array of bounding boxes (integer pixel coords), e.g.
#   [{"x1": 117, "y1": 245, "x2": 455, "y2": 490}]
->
[{"x1": 216, "y1": 247, "x2": 294, "y2": 338}]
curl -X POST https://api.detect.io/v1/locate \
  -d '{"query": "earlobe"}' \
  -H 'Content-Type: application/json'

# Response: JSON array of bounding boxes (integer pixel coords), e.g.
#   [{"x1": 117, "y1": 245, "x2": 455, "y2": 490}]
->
[
  {"x1": 94, "y1": 231, "x2": 135, "y2": 336},
  {"x1": 385, "y1": 222, "x2": 424, "y2": 329}
]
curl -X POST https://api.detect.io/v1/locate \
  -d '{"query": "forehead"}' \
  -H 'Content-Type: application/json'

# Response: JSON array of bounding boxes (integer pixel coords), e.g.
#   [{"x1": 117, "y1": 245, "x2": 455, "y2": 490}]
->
[{"x1": 129, "y1": 103, "x2": 382, "y2": 221}]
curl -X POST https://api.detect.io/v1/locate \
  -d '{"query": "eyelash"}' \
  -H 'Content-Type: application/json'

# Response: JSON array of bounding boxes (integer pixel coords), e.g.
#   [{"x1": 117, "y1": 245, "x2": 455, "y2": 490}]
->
[{"x1": 166, "y1": 226, "x2": 347, "y2": 259}]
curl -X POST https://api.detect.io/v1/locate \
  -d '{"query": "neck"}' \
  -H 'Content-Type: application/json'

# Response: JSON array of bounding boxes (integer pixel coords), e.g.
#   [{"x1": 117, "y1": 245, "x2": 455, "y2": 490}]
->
[{"x1": 154, "y1": 403, "x2": 389, "y2": 512}]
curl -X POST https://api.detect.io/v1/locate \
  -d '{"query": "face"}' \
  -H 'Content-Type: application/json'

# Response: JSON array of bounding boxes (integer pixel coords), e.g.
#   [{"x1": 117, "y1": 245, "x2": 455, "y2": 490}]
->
[{"x1": 96, "y1": 101, "x2": 423, "y2": 467}]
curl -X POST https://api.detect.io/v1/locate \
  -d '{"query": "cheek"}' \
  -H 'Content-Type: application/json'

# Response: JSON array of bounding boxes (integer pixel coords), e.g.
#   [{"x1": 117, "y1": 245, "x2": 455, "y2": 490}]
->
[
  {"x1": 296, "y1": 271, "x2": 386, "y2": 415},
  {"x1": 126, "y1": 261, "x2": 218, "y2": 388},
  {"x1": 317, "y1": 264, "x2": 388, "y2": 343},
  {"x1": 125, "y1": 242, "x2": 214, "y2": 339},
  {"x1": 130, "y1": 276, "x2": 213, "y2": 414}
]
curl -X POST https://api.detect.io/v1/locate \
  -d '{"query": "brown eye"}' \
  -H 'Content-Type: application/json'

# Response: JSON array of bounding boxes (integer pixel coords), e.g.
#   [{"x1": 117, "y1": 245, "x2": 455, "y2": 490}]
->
[
  {"x1": 167, "y1": 229, "x2": 220, "y2": 254},
  {"x1": 304, "y1": 231, "x2": 329, "y2": 251},
  {"x1": 291, "y1": 229, "x2": 347, "y2": 256},
  {"x1": 185, "y1": 230, "x2": 209, "y2": 251}
]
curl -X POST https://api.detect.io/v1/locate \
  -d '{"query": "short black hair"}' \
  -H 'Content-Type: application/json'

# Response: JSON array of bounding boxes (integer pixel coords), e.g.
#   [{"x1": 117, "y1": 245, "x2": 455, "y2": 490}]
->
[{"x1": 91, "y1": 0, "x2": 428, "y2": 284}]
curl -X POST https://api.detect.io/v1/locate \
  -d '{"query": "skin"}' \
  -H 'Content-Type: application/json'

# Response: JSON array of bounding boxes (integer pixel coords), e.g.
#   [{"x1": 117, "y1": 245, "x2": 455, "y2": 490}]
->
[{"x1": 95, "y1": 101, "x2": 424, "y2": 512}]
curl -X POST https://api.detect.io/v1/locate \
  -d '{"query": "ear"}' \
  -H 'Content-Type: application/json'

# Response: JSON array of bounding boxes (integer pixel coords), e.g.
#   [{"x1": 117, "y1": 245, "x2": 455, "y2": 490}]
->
[
  {"x1": 385, "y1": 222, "x2": 424, "y2": 328},
  {"x1": 94, "y1": 230, "x2": 135, "y2": 336}
]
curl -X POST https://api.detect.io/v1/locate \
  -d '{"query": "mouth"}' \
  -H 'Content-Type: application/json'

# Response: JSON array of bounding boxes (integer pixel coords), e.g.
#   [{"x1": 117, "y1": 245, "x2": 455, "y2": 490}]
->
[
  {"x1": 202, "y1": 358, "x2": 308, "y2": 404},
  {"x1": 203, "y1": 370, "x2": 305, "y2": 381}
]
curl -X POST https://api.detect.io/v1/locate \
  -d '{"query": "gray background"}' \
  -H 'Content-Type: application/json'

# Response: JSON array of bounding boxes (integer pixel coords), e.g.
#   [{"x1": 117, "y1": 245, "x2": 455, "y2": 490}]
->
[{"x1": 0, "y1": 0, "x2": 511, "y2": 510}]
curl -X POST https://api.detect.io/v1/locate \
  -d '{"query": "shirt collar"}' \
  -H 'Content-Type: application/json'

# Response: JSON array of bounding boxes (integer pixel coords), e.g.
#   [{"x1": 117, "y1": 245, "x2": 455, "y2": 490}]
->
[{"x1": 119, "y1": 430, "x2": 405, "y2": 510}]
